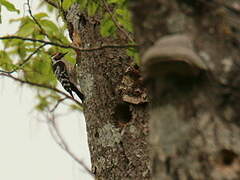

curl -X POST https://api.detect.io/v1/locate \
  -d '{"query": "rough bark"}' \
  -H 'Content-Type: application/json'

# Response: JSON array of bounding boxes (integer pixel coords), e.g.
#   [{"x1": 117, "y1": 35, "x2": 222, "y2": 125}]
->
[
  {"x1": 130, "y1": 0, "x2": 240, "y2": 180},
  {"x1": 64, "y1": 4, "x2": 150, "y2": 179}
]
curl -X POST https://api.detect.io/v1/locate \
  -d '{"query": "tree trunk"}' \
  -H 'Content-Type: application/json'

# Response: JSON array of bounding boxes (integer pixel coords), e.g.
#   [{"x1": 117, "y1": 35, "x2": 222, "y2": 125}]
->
[
  {"x1": 64, "y1": 4, "x2": 150, "y2": 179},
  {"x1": 130, "y1": 0, "x2": 240, "y2": 180}
]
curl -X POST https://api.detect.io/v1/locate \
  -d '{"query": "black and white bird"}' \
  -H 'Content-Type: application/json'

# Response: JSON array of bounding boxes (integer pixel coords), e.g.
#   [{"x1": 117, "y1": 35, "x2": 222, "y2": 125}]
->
[{"x1": 51, "y1": 52, "x2": 84, "y2": 102}]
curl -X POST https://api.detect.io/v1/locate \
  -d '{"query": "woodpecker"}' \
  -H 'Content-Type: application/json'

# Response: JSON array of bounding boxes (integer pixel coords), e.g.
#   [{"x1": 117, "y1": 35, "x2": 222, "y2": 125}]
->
[{"x1": 51, "y1": 52, "x2": 84, "y2": 102}]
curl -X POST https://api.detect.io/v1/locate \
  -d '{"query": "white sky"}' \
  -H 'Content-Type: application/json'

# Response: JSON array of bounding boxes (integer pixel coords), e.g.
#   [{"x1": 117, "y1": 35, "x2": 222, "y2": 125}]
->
[{"x1": 0, "y1": 1, "x2": 92, "y2": 180}]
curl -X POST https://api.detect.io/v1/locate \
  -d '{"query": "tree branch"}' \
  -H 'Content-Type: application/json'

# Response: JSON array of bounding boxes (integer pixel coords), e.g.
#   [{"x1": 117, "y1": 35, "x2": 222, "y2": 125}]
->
[
  {"x1": 0, "y1": 35, "x2": 139, "y2": 52},
  {"x1": 50, "y1": 97, "x2": 67, "y2": 112},
  {"x1": 0, "y1": 44, "x2": 46, "y2": 74},
  {"x1": 27, "y1": 0, "x2": 65, "y2": 44},
  {"x1": 47, "y1": 113, "x2": 94, "y2": 176},
  {"x1": 101, "y1": 0, "x2": 134, "y2": 42},
  {"x1": 19, "y1": 44, "x2": 46, "y2": 68},
  {"x1": 27, "y1": 0, "x2": 51, "y2": 39},
  {"x1": 0, "y1": 73, "x2": 83, "y2": 107}
]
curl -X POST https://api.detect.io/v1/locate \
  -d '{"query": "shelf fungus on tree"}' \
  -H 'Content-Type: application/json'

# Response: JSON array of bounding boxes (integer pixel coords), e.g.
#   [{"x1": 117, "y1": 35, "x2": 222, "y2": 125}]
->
[
  {"x1": 142, "y1": 34, "x2": 207, "y2": 80},
  {"x1": 116, "y1": 65, "x2": 148, "y2": 105}
]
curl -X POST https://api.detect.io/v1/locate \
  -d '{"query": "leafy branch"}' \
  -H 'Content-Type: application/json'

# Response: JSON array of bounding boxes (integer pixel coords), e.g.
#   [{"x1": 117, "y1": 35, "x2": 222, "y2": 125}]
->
[
  {"x1": 101, "y1": 0, "x2": 134, "y2": 42},
  {"x1": 0, "y1": 44, "x2": 46, "y2": 74},
  {"x1": 0, "y1": 72, "x2": 83, "y2": 107},
  {"x1": 27, "y1": 0, "x2": 50, "y2": 39},
  {"x1": 18, "y1": 44, "x2": 46, "y2": 69}
]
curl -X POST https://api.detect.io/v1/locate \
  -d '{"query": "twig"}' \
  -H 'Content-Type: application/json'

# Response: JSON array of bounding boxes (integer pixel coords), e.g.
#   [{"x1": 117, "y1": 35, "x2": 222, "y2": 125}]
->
[
  {"x1": 0, "y1": 73, "x2": 83, "y2": 107},
  {"x1": 0, "y1": 44, "x2": 46, "y2": 74},
  {"x1": 43, "y1": 0, "x2": 58, "y2": 8},
  {"x1": 47, "y1": 113, "x2": 94, "y2": 176},
  {"x1": 19, "y1": 44, "x2": 46, "y2": 68},
  {"x1": 26, "y1": 0, "x2": 65, "y2": 44},
  {"x1": 50, "y1": 97, "x2": 67, "y2": 112},
  {"x1": 101, "y1": 0, "x2": 134, "y2": 42},
  {"x1": 27, "y1": 0, "x2": 51, "y2": 39},
  {"x1": 0, "y1": 35, "x2": 139, "y2": 51}
]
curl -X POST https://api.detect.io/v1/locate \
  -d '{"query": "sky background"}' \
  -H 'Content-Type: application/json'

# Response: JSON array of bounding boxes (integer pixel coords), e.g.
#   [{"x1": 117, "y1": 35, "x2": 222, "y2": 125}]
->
[{"x1": 0, "y1": 1, "x2": 92, "y2": 180}]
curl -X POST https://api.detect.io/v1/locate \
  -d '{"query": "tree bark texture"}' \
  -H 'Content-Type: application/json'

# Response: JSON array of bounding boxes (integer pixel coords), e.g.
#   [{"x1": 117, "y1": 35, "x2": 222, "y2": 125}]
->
[
  {"x1": 64, "y1": 4, "x2": 150, "y2": 180},
  {"x1": 131, "y1": 0, "x2": 240, "y2": 180}
]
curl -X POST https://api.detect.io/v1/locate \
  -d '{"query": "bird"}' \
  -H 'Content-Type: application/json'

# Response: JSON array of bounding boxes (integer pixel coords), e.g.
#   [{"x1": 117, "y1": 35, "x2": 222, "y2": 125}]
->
[{"x1": 51, "y1": 52, "x2": 84, "y2": 102}]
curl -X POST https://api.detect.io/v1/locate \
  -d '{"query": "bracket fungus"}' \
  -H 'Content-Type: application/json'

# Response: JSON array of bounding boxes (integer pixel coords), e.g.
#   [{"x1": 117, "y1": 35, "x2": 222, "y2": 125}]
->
[{"x1": 142, "y1": 34, "x2": 207, "y2": 79}]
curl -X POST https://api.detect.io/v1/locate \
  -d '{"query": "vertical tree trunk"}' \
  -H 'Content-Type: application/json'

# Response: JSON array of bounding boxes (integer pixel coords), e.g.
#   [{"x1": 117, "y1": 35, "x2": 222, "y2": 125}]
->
[
  {"x1": 131, "y1": 0, "x2": 240, "y2": 179},
  {"x1": 64, "y1": 4, "x2": 150, "y2": 179}
]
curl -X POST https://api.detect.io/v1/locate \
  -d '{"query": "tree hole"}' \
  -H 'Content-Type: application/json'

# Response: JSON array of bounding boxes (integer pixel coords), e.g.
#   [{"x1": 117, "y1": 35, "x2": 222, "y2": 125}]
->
[
  {"x1": 95, "y1": 131, "x2": 99, "y2": 138},
  {"x1": 219, "y1": 149, "x2": 238, "y2": 166},
  {"x1": 113, "y1": 103, "x2": 132, "y2": 125}
]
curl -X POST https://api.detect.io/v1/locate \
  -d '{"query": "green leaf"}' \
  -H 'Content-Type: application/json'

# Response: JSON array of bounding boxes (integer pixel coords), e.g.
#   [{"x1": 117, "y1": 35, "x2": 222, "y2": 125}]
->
[
  {"x1": 100, "y1": 15, "x2": 116, "y2": 37},
  {"x1": 35, "y1": 95, "x2": 50, "y2": 111},
  {"x1": 3, "y1": 39, "x2": 21, "y2": 49},
  {"x1": 17, "y1": 22, "x2": 36, "y2": 36},
  {"x1": 107, "y1": 0, "x2": 125, "y2": 4},
  {"x1": 87, "y1": 1, "x2": 98, "y2": 16},
  {"x1": 62, "y1": 0, "x2": 75, "y2": 10},
  {"x1": 0, "y1": 50, "x2": 13, "y2": 71},
  {"x1": 49, "y1": 93, "x2": 61, "y2": 101},
  {"x1": 64, "y1": 51, "x2": 76, "y2": 64},
  {"x1": 17, "y1": 45, "x2": 27, "y2": 59},
  {"x1": 34, "y1": 13, "x2": 48, "y2": 20},
  {"x1": 116, "y1": 8, "x2": 133, "y2": 32},
  {"x1": 34, "y1": 34, "x2": 45, "y2": 40},
  {"x1": 24, "y1": 60, "x2": 50, "y2": 86},
  {"x1": 76, "y1": 0, "x2": 87, "y2": 10},
  {"x1": 9, "y1": 16, "x2": 27, "y2": 23},
  {"x1": 107, "y1": 0, "x2": 118, "y2": 3},
  {"x1": 40, "y1": 19, "x2": 59, "y2": 35},
  {"x1": 0, "y1": 0, "x2": 19, "y2": 13},
  {"x1": 127, "y1": 48, "x2": 140, "y2": 65},
  {"x1": 0, "y1": 5, "x2": 2, "y2": 24},
  {"x1": 70, "y1": 104, "x2": 83, "y2": 111}
]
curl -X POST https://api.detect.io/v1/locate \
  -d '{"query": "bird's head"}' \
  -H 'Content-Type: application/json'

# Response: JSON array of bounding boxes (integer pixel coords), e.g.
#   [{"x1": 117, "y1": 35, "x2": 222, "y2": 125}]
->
[{"x1": 51, "y1": 52, "x2": 67, "y2": 62}]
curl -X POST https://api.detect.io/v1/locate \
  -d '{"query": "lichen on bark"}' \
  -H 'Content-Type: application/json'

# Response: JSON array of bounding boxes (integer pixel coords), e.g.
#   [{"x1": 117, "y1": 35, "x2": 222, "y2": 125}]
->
[{"x1": 64, "y1": 3, "x2": 150, "y2": 179}]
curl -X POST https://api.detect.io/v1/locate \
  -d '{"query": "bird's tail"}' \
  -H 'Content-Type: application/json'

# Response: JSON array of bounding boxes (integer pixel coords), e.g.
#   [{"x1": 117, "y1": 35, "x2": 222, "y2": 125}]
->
[{"x1": 70, "y1": 83, "x2": 84, "y2": 102}]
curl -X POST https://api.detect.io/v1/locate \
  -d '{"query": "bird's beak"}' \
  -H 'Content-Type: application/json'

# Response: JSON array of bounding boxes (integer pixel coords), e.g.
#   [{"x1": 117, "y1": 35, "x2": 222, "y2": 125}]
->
[{"x1": 51, "y1": 52, "x2": 68, "y2": 61}]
